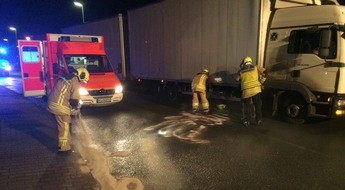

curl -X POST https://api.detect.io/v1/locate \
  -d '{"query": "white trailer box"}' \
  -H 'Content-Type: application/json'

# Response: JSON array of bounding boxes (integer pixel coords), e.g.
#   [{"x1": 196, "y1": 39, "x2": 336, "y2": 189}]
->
[{"x1": 127, "y1": 0, "x2": 265, "y2": 86}]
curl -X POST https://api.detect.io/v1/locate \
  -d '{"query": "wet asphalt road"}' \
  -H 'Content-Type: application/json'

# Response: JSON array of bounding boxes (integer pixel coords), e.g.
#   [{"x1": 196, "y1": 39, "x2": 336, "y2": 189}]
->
[
  {"x1": 79, "y1": 90, "x2": 345, "y2": 190},
  {"x1": 2, "y1": 75, "x2": 345, "y2": 189}
]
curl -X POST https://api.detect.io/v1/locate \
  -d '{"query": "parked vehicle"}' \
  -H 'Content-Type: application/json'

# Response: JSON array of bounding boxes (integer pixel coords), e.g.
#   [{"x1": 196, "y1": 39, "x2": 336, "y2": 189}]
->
[
  {"x1": 18, "y1": 33, "x2": 123, "y2": 106},
  {"x1": 0, "y1": 58, "x2": 11, "y2": 77},
  {"x1": 0, "y1": 47, "x2": 11, "y2": 77},
  {"x1": 62, "y1": 0, "x2": 345, "y2": 123}
]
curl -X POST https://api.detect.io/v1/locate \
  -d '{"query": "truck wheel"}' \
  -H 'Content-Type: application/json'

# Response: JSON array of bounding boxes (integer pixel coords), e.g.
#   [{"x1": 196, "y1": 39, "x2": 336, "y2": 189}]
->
[
  {"x1": 282, "y1": 97, "x2": 307, "y2": 124},
  {"x1": 165, "y1": 83, "x2": 180, "y2": 102}
]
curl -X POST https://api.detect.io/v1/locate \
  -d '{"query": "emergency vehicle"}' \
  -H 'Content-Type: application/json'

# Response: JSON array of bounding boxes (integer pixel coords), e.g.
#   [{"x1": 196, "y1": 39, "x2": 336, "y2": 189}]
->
[{"x1": 18, "y1": 33, "x2": 123, "y2": 106}]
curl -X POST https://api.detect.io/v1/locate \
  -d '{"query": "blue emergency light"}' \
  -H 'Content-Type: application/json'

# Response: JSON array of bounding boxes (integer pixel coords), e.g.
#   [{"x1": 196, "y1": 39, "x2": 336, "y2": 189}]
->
[
  {"x1": 0, "y1": 59, "x2": 11, "y2": 71},
  {"x1": 0, "y1": 48, "x2": 7, "y2": 54}
]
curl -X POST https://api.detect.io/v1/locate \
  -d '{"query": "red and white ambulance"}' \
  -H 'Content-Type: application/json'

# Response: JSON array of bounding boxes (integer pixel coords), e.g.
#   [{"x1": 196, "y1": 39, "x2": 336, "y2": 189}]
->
[{"x1": 18, "y1": 33, "x2": 123, "y2": 106}]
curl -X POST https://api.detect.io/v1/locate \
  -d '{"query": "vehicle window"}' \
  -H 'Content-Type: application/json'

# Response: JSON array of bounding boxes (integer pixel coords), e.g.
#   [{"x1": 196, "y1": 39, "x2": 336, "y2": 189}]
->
[
  {"x1": 288, "y1": 28, "x2": 337, "y2": 59},
  {"x1": 21, "y1": 46, "x2": 40, "y2": 63},
  {"x1": 64, "y1": 55, "x2": 113, "y2": 73}
]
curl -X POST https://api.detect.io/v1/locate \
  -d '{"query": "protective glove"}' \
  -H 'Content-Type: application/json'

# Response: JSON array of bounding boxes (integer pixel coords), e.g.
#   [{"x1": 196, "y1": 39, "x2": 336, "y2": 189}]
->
[{"x1": 71, "y1": 108, "x2": 81, "y2": 116}]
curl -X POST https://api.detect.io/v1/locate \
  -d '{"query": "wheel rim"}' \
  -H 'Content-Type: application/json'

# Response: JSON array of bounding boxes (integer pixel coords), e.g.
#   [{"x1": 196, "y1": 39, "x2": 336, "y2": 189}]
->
[
  {"x1": 168, "y1": 90, "x2": 177, "y2": 101},
  {"x1": 286, "y1": 104, "x2": 300, "y2": 118}
]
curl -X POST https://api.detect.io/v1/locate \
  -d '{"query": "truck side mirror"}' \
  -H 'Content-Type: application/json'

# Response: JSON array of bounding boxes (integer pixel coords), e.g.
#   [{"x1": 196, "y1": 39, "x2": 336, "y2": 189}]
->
[
  {"x1": 53, "y1": 63, "x2": 59, "y2": 74},
  {"x1": 319, "y1": 30, "x2": 331, "y2": 58}
]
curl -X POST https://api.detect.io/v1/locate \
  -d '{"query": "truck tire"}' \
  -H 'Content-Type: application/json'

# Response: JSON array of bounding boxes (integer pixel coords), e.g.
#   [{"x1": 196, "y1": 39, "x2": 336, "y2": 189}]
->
[
  {"x1": 165, "y1": 83, "x2": 180, "y2": 102},
  {"x1": 282, "y1": 96, "x2": 307, "y2": 124}
]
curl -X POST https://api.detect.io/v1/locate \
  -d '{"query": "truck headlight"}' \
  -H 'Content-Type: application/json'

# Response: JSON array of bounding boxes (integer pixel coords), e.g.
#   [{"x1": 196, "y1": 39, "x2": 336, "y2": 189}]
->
[
  {"x1": 115, "y1": 85, "x2": 123, "y2": 93},
  {"x1": 335, "y1": 110, "x2": 345, "y2": 115},
  {"x1": 79, "y1": 87, "x2": 89, "y2": 96},
  {"x1": 336, "y1": 99, "x2": 345, "y2": 107}
]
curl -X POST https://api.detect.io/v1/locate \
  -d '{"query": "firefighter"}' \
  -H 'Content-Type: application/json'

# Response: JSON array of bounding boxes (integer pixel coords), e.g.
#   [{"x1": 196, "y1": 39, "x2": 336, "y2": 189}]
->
[
  {"x1": 47, "y1": 68, "x2": 89, "y2": 152},
  {"x1": 192, "y1": 69, "x2": 210, "y2": 114},
  {"x1": 236, "y1": 56, "x2": 267, "y2": 126}
]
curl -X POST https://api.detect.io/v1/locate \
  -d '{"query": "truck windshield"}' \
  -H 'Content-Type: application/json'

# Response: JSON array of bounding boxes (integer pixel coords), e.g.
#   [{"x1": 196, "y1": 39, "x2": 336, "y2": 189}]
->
[{"x1": 64, "y1": 55, "x2": 113, "y2": 73}]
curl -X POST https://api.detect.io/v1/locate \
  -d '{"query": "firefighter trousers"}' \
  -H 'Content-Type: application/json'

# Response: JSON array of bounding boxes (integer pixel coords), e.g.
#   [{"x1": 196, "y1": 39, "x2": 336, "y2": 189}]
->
[
  {"x1": 55, "y1": 115, "x2": 72, "y2": 151},
  {"x1": 242, "y1": 93, "x2": 262, "y2": 122},
  {"x1": 192, "y1": 91, "x2": 209, "y2": 113}
]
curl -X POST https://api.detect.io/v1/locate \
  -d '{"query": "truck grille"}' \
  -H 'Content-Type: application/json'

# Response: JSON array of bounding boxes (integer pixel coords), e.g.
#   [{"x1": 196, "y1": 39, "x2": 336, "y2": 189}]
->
[{"x1": 88, "y1": 89, "x2": 115, "y2": 96}]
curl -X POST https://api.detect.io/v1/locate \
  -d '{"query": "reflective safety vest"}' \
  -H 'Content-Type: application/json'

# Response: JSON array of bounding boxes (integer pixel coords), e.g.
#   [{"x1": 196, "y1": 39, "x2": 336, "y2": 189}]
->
[
  {"x1": 48, "y1": 76, "x2": 81, "y2": 115},
  {"x1": 240, "y1": 65, "x2": 262, "y2": 98},
  {"x1": 192, "y1": 73, "x2": 208, "y2": 92}
]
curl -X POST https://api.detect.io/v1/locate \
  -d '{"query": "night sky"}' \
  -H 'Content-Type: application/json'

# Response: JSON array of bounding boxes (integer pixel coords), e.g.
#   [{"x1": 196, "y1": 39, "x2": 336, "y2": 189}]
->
[{"x1": 0, "y1": 0, "x2": 161, "y2": 43}]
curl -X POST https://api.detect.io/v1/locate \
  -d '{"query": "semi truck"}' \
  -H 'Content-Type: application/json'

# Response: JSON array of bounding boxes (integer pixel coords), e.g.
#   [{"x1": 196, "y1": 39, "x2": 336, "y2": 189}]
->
[
  {"x1": 62, "y1": 0, "x2": 345, "y2": 124},
  {"x1": 18, "y1": 33, "x2": 123, "y2": 106}
]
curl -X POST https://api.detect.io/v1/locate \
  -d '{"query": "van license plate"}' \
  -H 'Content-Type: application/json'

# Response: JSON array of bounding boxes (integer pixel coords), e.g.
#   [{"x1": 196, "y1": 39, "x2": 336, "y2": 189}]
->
[{"x1": 97, "y1": 97, "x2": 111, "y2": 103}]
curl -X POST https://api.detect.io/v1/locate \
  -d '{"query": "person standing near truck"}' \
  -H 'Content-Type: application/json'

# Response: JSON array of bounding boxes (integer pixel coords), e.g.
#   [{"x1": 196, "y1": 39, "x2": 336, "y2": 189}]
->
[
  {"x1": 47, "y1": 68, "x2": 89, "y2": 152},
  {"x1": 236, "y1": 56, "x2": 266, "y2": 126},
  {"x1": 192, "y1": 69, "x2": 210, "y2": 114}
]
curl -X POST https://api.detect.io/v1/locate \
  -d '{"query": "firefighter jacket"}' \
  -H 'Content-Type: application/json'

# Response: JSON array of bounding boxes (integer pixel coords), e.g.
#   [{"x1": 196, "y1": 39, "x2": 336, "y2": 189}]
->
[
  {"x1": 48, "y1": 74, "x2": 81, "y2": 115},
  {"x1": 237, "y1": 64, "x2": 265, "y2": 99},
  {"x1": 192, "y1": 73, "x2": 208, "y2": 92}
]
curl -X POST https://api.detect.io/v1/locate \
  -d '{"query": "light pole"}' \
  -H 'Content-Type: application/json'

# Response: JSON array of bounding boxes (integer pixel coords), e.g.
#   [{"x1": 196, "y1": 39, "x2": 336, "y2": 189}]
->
[
  {"x1": 74, "y1": 1, "x2": 85, "y2": 23},
  {"x1": 9, "y1": 27, "x2": 17, "y2": 41}
]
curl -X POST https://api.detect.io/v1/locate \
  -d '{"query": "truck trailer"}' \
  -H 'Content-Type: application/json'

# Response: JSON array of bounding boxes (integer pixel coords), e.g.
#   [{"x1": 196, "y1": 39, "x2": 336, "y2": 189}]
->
[
  {"x1": 18, "y1": 33, "x2": 123, "y2": 107},
  {"x1": 62, "y1": 0, "x2": 345, "y2": 124}
]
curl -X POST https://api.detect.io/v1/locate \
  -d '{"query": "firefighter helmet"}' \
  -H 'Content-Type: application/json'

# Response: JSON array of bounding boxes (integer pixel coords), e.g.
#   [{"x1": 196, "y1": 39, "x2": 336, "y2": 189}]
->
[
  {"x1": 202, "y1": 69, "x2": 209, "y2": 75},
  {"x1": 76, "y1": 68, "x2": 90, "y2": 83},
  {"x1": 243, "y1": 56, "x2": 252, "y2": 64}
]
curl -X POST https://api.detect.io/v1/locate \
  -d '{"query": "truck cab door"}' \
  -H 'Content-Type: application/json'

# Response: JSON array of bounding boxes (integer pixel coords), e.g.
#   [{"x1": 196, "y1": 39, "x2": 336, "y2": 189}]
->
[{"x1": 18, "y1": 40, "x2": 45, "y2": 97}]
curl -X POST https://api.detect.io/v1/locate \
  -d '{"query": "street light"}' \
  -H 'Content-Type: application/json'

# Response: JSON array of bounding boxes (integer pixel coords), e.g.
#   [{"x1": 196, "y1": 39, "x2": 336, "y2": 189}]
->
[
  {"x1": 9, "y1": 26, "x2": 18, "y2": 43},
  {"x1": 9, "y1": 27, "x2": 17, "y2": 41},
  {"x1": 74, "y1": 1, "x2": 85, "y2": 23}
]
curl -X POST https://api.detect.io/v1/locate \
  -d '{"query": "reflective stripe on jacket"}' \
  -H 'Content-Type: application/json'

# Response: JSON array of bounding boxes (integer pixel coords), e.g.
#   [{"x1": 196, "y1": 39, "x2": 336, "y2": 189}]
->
[
  {"x1": 48, "y1": 76, "x2": 81, "y2": 115},
  {"x1": 240, "y1": 65, "x2": 262, "y2": 98},
  {"x1": 192, "y1": 73, "x2": 208, "y2": 92}
]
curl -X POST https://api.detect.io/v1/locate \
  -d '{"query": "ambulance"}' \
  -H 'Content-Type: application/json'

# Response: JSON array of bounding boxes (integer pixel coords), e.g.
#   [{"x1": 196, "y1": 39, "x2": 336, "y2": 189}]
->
[{"x1": 18, "y1": 33, "x2": 123, "y2": 106}]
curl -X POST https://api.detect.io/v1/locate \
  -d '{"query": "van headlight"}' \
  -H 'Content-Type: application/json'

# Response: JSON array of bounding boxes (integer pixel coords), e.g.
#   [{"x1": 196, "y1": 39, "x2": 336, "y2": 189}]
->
[
  {"x1": 79, "y1": 87, "x2": 89, "y2": 96},
  {"x1": 115, "y1": 85, "x2": 123, "y2": 93}
]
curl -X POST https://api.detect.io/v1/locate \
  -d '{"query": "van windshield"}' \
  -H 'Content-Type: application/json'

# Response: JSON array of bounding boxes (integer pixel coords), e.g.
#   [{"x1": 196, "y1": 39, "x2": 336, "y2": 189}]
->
[{"x1": 64, "y1": 55, "x2": 113, "y2": 73}]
